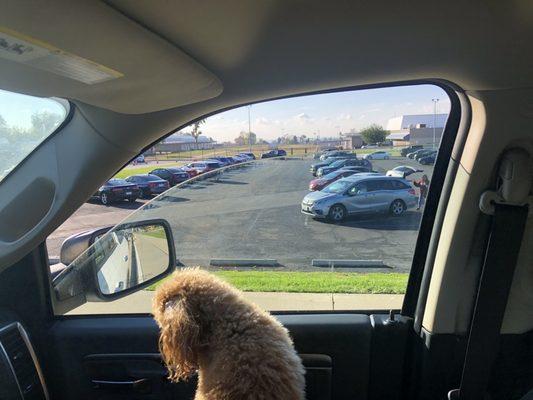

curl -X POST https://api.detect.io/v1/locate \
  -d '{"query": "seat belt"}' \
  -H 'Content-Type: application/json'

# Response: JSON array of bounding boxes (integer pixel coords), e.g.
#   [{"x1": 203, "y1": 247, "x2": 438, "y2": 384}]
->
[{"x1": 449, "y1": 148, "x2": 532, "y2": 400}]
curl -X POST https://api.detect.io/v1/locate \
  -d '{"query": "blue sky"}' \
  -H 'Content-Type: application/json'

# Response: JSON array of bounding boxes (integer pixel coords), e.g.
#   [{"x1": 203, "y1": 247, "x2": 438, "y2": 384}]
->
[{"x1": 184, "y1": 84, "x2": 450, "y2": 142}]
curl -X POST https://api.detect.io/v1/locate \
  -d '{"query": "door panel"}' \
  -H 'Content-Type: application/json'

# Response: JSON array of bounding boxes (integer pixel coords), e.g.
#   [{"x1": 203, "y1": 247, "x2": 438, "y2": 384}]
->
[{"x1": 46, "y1": 314, "x2": 383, "y2": 400}]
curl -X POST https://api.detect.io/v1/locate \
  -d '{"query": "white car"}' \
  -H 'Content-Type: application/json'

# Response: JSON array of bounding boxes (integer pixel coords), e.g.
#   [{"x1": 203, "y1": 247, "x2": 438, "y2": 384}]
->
[
  {"x1": 363, "y1": 151, "x2": 391, "y2": 160},
  {"x1": 386, "y1": 165, "x2": 422, "y2": 178}
]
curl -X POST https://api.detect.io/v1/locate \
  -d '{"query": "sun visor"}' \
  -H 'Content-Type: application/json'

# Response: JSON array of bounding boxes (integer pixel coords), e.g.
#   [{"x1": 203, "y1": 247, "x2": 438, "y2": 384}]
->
[{"x1": 0, "y1": 1, "x2": 222, "y2": 114}]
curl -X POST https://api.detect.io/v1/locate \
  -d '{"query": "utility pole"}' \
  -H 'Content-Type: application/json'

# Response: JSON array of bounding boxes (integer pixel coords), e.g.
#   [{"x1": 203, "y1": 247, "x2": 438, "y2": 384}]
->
[{"x1": 432, "y1": 98, "x2": 439, "y2": 149}]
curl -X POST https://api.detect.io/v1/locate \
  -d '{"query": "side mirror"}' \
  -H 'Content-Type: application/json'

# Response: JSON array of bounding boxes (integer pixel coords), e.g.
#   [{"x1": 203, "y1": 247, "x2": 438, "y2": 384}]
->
[{"x1": 53, "y1": 219, "x2": 175, "y2": 306}]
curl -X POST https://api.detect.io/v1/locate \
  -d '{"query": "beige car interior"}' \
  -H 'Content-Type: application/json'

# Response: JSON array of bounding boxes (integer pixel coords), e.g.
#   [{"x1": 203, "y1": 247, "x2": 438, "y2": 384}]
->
[{"x1": 0, "y1": 0, "x2": 531, "y2": 347}]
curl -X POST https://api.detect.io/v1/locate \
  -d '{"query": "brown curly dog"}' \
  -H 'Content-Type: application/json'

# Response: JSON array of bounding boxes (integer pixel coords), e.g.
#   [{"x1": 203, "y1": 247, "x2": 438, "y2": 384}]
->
[{"x1": 152, "y1": 269, "x2": 306, "y2": 400}]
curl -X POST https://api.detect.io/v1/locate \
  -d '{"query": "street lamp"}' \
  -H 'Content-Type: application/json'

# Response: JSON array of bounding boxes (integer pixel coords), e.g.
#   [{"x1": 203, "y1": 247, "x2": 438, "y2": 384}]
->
[
  {"x1": 248, "y1": 105, "x2": 252, "y2": 153},
  {"x1": 432, "y1": 98, "x2": 439, "y2": 149}
]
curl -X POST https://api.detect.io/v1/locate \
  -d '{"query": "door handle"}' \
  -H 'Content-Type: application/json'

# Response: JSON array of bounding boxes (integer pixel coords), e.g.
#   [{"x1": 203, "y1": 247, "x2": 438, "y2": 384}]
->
[{"x1": 92, "y1": 378, "x2": 150, "y2": 393}]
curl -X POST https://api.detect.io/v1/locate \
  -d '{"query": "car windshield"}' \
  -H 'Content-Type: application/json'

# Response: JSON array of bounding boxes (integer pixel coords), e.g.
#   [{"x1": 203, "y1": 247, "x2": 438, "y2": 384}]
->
[
  {"x1": 107, "y1": 179, "x2": 129, "y2": 186},
  {"x1": 329, "y1": 160, "x2": 346, "y2": 167},
  {"x1": 322, "y1": 170, "x2": 345, "y2": 180},
  {"x1": 168, "y1": 168, "x2": 184, "y2": 173},
  {"x1": 0, "y1": 89, "x2": 68, "y2": 183},
  {"x1": 322, "y1": 179, "x2": 353, "y2": 194},
  {"x1": 141, "y1": 175, "x2": 162, "y2": 181}
]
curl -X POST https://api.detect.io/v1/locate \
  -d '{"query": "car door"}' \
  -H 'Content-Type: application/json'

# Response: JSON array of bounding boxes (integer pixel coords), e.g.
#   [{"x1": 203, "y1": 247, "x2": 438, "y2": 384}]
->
[
  {"x1": 365, "y1": 179, "x2": 391, "y2": 211},
  {"x1": 343, "y1": 182, "x2": 372, "y2": 214}
]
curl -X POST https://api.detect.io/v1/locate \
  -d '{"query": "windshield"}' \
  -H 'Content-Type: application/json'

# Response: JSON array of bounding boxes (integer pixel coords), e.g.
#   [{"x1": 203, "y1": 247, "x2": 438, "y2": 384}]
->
[
  {"x1": 322, "y1": 179, "x2": 352, "y2": 194},
  {"x1": 0, "y1": 89, "x2": 67, "y2": 183}
]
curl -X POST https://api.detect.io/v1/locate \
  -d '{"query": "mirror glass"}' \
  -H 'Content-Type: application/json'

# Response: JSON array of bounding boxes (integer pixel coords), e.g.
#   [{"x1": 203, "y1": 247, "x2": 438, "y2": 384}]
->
[{"x1": 93, "y1": 224, "x2": 170, "y2": 295}]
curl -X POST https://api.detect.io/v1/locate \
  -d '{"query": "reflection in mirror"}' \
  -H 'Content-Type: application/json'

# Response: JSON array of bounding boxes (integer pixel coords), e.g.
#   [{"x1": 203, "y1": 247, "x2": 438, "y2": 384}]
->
[{"x1": 94, "y1": 224, "x2": 170, "y2": 295}]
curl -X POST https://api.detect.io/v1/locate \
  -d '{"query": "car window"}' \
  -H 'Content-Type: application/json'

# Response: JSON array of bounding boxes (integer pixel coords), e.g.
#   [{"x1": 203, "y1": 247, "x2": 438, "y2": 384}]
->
[
  {"x1": 0, "y1": 89, "x2": 68, "y2": 183},
  {"x1": 348, "y1": 183, "x2": 367, "y2": 195},
  {"x1": 48, "y1": 84, "x2": 451, "y2": 314}
]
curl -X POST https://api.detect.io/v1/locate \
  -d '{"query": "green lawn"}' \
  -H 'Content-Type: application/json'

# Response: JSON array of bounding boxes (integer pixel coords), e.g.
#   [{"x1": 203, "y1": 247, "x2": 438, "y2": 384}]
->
[{"x1": 147, "y1": 271, "x2": 408, "y2": 294}]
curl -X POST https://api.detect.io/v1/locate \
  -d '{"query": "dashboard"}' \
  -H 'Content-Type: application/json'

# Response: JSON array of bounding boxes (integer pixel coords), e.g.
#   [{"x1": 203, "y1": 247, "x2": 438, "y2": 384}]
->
[{"x1": 0, "y1": 321, "x2": 48, "y2": 400}]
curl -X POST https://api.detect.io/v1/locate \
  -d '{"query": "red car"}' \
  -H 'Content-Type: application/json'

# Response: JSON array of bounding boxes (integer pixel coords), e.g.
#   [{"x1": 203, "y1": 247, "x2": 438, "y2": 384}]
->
[{"x1": 309, "y1": 169, "x2": 359, "y2": 191}]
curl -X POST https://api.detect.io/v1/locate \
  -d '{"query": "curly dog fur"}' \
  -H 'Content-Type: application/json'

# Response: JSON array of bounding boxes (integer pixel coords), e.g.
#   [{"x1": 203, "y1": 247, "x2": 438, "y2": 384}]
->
[{"x1": 153, "y1": 269, "x2": 306, "y2": 400}]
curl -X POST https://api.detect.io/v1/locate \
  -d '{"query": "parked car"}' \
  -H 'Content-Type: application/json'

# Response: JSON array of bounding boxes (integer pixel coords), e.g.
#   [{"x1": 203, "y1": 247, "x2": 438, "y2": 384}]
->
[
  {"x1": 337, "y1": 166, "x2": 374, "y2": 173},
  {"x1": 261, "y1": 149, "x2": 287, "y2": 159},
  {"x1": 149, "y1": 167, "x2": 190, "y2": 185},
  {"x1": 319, "y1": 150, "x2": 350, "y2": 160},
  {"x1": 124, "y1": 174, "x2": 170, "y2": 198},
  {"x1": 386, "y1": 165, "x2": 423, "y2": 178},
  {"x1": 309, "y1": 169, "x2": 370, "y2": 191},
  {"x1": 186, "y1": 161, "x2": 222, "y2": 174},
  {"x1": 362, "y1": 151, "x2": 391, "y2": 160},
  {"x1": 415, "y1": 150, "x2": 437, "y2": 162},
  {"x1": 91, "y1": 178, "x2": 140, "y2": 205},
  {"x1": 361, "y1": 144, "x2": 378, "y2": 149},
  {"x1": 310, "y1": 157, "x2": 346, "y2": 176},
  {"x1": 132, "y1": 154, "x2": 146, "y2": 164},
  {"x1": 316, "y1": 158, "x2": 373, "y2": 177},
  {"x1": 400, "y1": 145, "x2": 424, "y2": 157},
  {"x1": 206, "y1": 157, "x2": 231, "y2": 167},
  {"x1": 419, "y1": 154, "x2": 436, "y2": 165},
  {"x1": 238, "y1": 152, "x2": 256, "y2": 160},
  {"x1": 407, "y1": 149, "x2": 433, "y2": 159},
  {"x1": 301, "y1": 175, "x2": 417, "y2": 222}
]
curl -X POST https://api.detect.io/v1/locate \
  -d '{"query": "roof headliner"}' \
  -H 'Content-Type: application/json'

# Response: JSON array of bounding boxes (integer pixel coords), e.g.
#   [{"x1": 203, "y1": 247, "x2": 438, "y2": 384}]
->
[{"x1": 1, "y1": 0, "x2": 532, "y2": 114}]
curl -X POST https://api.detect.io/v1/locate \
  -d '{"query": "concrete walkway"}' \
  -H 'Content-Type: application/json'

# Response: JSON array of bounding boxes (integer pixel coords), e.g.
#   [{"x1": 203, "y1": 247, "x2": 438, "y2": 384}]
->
[{"x1": 68, "y1": 290, "x2": 403, "y2": 315}]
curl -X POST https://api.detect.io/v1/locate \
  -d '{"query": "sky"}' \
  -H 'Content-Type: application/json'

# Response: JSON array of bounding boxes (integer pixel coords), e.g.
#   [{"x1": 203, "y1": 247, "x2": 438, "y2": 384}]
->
[
  {"x1": 0, "y1": 89, "x2": 67, "y2": 128},
  {"x1": 0, "y1": 84, "x2": 450, "y2": 143},
  {"x1": 181, "y1": 84, "x2": 451, "y2": 143}
]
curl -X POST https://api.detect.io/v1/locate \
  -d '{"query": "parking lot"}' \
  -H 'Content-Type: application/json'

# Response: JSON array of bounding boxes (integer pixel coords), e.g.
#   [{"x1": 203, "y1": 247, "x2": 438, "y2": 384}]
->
[{"x1": 48, "y1": 155, "x2": 433, "y2": 272}]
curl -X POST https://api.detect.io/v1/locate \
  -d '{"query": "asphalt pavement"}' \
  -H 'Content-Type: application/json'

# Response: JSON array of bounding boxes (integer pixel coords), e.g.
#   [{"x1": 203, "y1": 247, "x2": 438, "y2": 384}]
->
[{"x1": 48, "y1": 156, "x2": 433, "y2": 272}]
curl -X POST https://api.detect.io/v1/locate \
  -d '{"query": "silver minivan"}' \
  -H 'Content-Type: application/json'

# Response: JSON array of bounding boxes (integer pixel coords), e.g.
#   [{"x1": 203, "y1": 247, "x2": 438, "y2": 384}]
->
[{"x1": 301, "y1": 175, "x2": 418, "y2": 222}]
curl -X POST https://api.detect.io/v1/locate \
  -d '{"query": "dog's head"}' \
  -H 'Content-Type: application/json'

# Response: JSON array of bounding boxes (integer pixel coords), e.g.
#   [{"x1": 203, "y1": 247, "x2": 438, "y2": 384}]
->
[{"x1": 152, "y1": 269, "x2": 230, "y2": 381}]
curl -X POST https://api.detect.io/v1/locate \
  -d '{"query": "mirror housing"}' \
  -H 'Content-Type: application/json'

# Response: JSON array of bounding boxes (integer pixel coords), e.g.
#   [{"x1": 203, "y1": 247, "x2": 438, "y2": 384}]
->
[{"x1": 53, "y1": 219, "x2": 175, "y2": 306}]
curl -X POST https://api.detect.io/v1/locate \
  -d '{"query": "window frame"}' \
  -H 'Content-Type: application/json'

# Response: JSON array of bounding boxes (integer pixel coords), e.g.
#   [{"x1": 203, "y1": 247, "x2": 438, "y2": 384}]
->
[{"x1": 47, "y1": 80, "x2": 466, "y2": 321}]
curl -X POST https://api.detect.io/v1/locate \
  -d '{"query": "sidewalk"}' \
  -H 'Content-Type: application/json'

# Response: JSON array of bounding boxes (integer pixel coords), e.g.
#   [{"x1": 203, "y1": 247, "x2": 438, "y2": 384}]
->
[{"x1": 68, "y1": 290, "x2": 403, "y2": 315}]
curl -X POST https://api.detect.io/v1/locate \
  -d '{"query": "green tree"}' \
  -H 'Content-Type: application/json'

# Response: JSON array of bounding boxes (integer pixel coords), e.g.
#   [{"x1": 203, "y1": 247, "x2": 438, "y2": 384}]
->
[
  {"x1": 190, "y1": 119, "x2": 206, "y2": 149},
  {"x1": 237, "y1": 131, "x2": 257, "y2": 145},
  {"x1": 359, "y1": 124, "x2": 388, "y2": 144}
]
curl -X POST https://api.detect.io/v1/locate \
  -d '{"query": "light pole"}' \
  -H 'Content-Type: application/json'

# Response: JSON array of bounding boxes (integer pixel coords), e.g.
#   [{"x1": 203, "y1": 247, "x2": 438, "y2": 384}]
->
[
  {"x1": 432, "y1": 98, "x2": 439, "y2": 149},
  {"x1": 248, "y1": 105, "x2": 252, "y2": 153}
]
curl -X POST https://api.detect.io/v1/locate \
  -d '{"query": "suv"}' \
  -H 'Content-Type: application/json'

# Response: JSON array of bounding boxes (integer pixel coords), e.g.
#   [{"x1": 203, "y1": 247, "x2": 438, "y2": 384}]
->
[
  {"x1": 401, "y1": 145, "x2": 424, "y2": 157},
  {"x1": 261, "y1": 149, "x2": 287, "y2": 158},
  {"x1": 301, "y1": 175, "x2": 417, "y2": 222},
  {"x1": 316, "y1": 158, "x2": 373, "y2": 177}
]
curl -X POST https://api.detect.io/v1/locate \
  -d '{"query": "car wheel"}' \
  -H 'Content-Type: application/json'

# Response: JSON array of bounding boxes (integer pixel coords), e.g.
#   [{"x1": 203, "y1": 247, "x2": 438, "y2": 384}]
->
[
  {"x1": 390, "y1": 199, "x2": 406, "y2": 216},
  {"x1": 328, "y1": 204, "x2": 347, "y2": 222},
  {"x1": 128, "y1": 197, "x2": 138, "y2": 202},
  {"x1": 100, "y1": 192, "x2": 109, "y2": 205}
]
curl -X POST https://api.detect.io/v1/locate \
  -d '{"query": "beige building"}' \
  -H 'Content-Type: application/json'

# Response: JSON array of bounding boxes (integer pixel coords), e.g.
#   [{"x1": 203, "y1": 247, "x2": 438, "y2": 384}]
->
[{"x1": 341, "y1": 133, "x2": 363, "y2": 149}]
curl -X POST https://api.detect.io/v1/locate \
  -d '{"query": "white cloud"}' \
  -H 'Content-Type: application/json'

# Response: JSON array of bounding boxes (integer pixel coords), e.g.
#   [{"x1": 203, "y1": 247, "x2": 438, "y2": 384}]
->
[
  {"x1": 296, "y1": 112, "x2": 310, "y2": 120},
  {"x1": 338, "y1": 113, "x2": 353, "y2": 121}
]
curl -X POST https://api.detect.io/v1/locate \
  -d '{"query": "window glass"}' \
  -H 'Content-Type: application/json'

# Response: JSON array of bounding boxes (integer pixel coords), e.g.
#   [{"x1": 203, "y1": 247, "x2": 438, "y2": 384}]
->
[
  {"x1": 48, "y1": 84, "x2": 451, "y2": 314},
  {"x1": 0, "y1": 89, "x2": 68, "y2": 183}
]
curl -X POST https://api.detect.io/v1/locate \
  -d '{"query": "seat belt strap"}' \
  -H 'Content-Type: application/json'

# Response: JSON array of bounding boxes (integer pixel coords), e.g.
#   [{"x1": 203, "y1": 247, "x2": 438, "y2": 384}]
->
[{"x1": 449, "y1": 203, "x2": 529, "y2": 400}]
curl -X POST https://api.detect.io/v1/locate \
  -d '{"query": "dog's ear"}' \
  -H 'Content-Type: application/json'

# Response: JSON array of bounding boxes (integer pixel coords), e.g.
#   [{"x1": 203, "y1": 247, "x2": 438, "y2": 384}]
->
[{"x1": 157, "y1": 298, "x2": 200, "y2": 382}]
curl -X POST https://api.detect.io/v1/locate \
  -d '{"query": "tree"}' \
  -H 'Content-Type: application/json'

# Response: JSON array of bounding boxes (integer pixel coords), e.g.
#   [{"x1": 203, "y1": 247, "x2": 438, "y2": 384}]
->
[
  {"x1": 236, "y1": 131, "x2": 257, "y2": 145},
  {"x1": 190, "y1": 119, "x2": 206, "y2": 149},
  {"x1": 31, "y1": 111, "x2": 62, "y2": 135},
  {"x1": 360, "y1": 124, "x2": 388, "y2": 144}
]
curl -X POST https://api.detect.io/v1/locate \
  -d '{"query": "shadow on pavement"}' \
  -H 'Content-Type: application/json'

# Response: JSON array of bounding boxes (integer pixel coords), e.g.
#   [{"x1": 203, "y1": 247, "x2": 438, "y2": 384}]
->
[{"x1": 322, "y1": 211, "x2": 422, "y2": 231}]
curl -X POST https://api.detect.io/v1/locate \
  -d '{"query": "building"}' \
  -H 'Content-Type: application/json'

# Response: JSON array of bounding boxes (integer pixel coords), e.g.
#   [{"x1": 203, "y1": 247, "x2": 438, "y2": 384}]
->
[
  {"x1": 146, "y1": 133, "x2": 215, "y2": 154},
  {"x1": 386, "y1": 113, "x2": 447, "y2": 147},
  {"x1": 341, "y1": 133, "x2": 363, "y2": 149}
]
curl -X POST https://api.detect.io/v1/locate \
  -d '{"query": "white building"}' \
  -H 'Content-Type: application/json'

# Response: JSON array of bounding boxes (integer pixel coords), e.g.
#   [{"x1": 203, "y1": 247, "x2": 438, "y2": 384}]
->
[
  {"x1": 387, "y1": 113, "x2": 448, "y2": 131},
  {"x1": 386, "y1": 113, "x2": 448, "y2": 147},
  {"x1": 147, "y1": 133, "x2": 215, "y2": 153}
]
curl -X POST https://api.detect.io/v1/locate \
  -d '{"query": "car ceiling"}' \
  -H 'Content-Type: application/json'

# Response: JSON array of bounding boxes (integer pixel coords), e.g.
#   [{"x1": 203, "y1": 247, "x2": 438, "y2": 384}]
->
[{"x1": 0, "y1": 0, "x2": 532, "y2": 115}]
